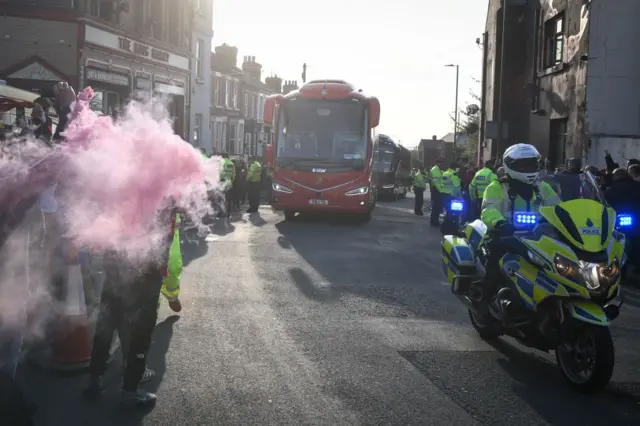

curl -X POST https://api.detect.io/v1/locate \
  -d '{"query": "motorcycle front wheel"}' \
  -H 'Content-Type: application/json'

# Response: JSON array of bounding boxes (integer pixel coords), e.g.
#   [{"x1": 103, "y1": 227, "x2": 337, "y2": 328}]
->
[
  {"x1": 468, "y1": 309, "x2": 501, "y2": 340},
  {"x1": 555, "y1": 324, "x2": 614, "y2": 394}
]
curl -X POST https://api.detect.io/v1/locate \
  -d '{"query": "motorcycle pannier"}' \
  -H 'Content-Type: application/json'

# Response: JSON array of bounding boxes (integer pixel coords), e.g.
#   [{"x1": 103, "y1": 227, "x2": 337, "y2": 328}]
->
[{"x1": 441, "y1": 235, "x2": 477, "y2": 293}]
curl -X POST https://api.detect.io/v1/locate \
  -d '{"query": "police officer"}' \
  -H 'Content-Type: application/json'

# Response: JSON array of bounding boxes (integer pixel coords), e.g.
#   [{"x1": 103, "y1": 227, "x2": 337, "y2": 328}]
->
[
  {"x1": 246, "y1": 157, "x2": 262, "y2": 213},
  {"x1": 412, "y1": 166, "x2": 427, "y2": 215},
  {"x1": 481, "y1": 144, "x2": 561, "y2": 321},
  {"x1": 220, "y1": 153, "x2": 236, "y2": 217},
  {"x1": 441, "y1": 162, "x2": 461, "y2": 215},
  {"x1": 469, "y1": 161, "x2": 497, "y2": 219},
  {"x1": 429, "y1": 160, "x2": 444, "y2": 226}
]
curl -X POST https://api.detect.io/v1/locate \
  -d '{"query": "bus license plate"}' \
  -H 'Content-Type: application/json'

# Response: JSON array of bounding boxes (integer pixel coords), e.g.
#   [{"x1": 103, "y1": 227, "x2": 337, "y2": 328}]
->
[{"x1": 308, "y1": 199, "x2": 328, "y2": 205}]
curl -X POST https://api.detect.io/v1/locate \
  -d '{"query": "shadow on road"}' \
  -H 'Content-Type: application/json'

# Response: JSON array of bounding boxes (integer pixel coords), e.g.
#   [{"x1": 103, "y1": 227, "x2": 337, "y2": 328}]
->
[
  {"x1": 402, "y1": 337, "x2": 640, "y2": 424},
  {"x1": 274, "y1": 213, "x2": 465, "y2": 324},
  {"x1": 180, "y1": 238, "x2": 208, "y2": 268},
  {"x1": 17, "y1": 314, "x2": 179, "y2": 426},
  {"x1": 248, "y1": 212, "x2": 267, "y2": 227},
  {"x1": 487, "y1": 338, "x2": 640, "y2": 423}
]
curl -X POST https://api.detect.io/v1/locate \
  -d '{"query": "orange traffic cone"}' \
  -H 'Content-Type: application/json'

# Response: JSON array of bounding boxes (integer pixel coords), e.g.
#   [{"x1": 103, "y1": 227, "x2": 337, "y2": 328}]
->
[{"x1": 51, "y1": 240, "x2": 92, "y2": 372}]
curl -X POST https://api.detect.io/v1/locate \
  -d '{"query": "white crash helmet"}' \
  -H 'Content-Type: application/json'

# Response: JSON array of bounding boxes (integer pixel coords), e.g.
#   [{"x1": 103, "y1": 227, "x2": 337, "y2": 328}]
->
[{"x1": 502, "y1": 143, "x2": 541, "y2": 184}]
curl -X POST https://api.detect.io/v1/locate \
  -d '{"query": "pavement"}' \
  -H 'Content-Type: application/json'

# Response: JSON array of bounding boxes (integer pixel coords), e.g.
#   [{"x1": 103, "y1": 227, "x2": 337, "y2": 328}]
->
[{"x1": 16, "y1": 194, "x2": 640, "y2": 425}]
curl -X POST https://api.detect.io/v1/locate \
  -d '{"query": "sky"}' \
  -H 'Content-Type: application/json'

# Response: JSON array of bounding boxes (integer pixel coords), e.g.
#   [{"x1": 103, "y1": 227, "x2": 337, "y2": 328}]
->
[{"x1": 213, "y1": 0, "x2": 488, "y2": 148}]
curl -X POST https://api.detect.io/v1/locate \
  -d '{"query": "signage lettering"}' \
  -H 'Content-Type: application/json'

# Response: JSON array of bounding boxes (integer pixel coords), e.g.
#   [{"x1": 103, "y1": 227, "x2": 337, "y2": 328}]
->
[
  {"x1": 87, "y1": 69, "x2": 129, "y2": 87},
  {"x1": 118, "y1": 36, "x2": 169, "y2": 63}
]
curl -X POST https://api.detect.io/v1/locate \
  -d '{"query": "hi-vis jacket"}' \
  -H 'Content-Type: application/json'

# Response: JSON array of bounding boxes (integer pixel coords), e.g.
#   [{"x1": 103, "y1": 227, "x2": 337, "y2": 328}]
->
[
  {"x1": 220, "y1": 158, "x2": 236, "y2": 189},
  {"x1": 469, "y1": 167, "x2": 498, "y2": 200},
  {"x1": 430, "y1": 165, "x2": 443, "y2": 192},
  {"x1": 413, "y1": 171, "x2": 427, "y2": 189},
  {"x1": 441, "y1": 169, "x2": 462, "y2": 197},
  {"x1": 480, "y1": 180, "x2": 561, "y2": 229},
  {"x1": 247, "y1": 161, "x2": 262, "y2": 182}
]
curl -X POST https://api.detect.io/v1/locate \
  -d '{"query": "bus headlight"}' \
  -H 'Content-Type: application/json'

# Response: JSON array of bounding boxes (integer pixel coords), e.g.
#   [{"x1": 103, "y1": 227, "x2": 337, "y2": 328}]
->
[
  {"x1": 272, "y1": 182, "x2": 293, "y2": 193},
  {"x1": 345, "y1": 186, "x2": 369, "y2": 196}
]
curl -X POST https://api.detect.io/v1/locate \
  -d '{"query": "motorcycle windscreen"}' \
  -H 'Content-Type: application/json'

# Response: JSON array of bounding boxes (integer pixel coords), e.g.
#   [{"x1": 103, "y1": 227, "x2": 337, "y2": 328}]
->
[{"x1": 539, "y1": 199, "x2": 616, "y2": 253}]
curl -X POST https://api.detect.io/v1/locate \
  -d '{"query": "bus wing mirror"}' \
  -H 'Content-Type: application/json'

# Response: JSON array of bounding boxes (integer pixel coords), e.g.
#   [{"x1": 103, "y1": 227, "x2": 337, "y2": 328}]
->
[
  {"x1": 368, "y1": 96, "x2": 380, "y2": 128},
  {"x1": 265, "y1": 143, "x2": 275, "y2": 168},
  {"x1": 264, "y1": 95, "x2": 283, "y2": 126}
]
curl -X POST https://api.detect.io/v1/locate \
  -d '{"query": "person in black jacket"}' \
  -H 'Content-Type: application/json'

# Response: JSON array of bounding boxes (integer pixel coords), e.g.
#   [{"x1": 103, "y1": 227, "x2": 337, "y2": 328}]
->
[{"x1": 605, "y1": 168, "x2": 640, "y2": 281}]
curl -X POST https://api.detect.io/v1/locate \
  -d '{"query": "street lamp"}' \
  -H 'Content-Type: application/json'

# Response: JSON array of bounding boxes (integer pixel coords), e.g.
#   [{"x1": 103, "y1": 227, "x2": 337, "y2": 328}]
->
[{"x1": 445, "y1": 64, "x2": 460, "y2": 149}]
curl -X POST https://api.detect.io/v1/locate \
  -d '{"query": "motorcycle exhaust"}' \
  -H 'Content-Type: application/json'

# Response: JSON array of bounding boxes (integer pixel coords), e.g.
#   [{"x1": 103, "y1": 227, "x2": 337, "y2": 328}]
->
[{"x1": 456, "y1": 294, "x2": 480, "y2": 315}]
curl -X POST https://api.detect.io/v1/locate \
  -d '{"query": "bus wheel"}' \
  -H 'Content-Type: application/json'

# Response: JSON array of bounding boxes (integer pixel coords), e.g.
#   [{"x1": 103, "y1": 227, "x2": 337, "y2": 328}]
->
[{"x1": 284, "y1": 210, "x2": 296, "y2": 221}]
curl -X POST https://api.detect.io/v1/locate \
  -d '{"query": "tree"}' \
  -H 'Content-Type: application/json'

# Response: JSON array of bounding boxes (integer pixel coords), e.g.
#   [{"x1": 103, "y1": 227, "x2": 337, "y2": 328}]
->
[{"x1": 448, "y1": 89, "x2": 481, "y2": 165}]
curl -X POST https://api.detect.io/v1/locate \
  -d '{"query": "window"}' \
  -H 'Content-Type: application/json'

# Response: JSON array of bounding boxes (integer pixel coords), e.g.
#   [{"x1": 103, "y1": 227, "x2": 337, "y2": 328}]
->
[
  {"x1": 225, "y1": 80, "x2": 232, "y2": 107},
  {"x1": 244, "y1": 93, "x2": 249, "y2": 117},
  {"x1": 217, "y1": 78, "x2": 226, "y2": 106},
  {"x1": 195, "y1": 40, "x2": 204, "y2": 79},
  {"x1": 229, "y1": 123, "x2": 236, "y2": 153},
  {"x1": 549, "y1": 118, "x2": 567, "y2": 168},
  {"x1": 233, "y1": 81, "x2": 238, "y2": 109},
  {"x1": 259, "y1": 97, "x2": 265, "y2": 122},
  {"x1": 237, "y1": 123, "x2": 244, "y2": 153},
  {"x1": 194, "y1": 114, "x2": 202, "y2": 145},
  {"x1": 543, "y1": 13, "x2": 564, "y2": 69}
]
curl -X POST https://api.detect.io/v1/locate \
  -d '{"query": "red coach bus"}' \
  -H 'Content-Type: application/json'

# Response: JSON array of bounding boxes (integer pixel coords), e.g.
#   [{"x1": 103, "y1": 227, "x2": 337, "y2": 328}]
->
[{"x1": 264, "y1": 79, "x2": 380, "y2": 222}]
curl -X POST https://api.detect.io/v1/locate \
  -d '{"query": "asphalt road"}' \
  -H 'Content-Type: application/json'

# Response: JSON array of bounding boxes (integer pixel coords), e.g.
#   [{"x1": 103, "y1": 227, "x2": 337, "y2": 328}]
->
[{"x1": 18, "y1": 194, "x2": 640, "y2": 425}]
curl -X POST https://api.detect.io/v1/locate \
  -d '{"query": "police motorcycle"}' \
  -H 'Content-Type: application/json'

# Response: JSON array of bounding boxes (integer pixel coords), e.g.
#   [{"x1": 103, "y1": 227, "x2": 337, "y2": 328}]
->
[
  {"x1": 439, "y1": 197, "x2": 466, "y2": 235},
  {"x1": 441, "y1": 171, "x2": 625, "y2": 393}
]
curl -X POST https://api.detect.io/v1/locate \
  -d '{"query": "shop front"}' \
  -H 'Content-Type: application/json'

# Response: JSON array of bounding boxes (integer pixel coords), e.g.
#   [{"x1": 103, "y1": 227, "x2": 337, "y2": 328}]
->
[
  {"x1": 84, "y1": 62, "x2": 131, "y2": 118},
  {"x1": 80, "y1": 24, "x2": 190, "y2": 139},
  {"x1": 154, "y1": 77, "x2": 186, "y2": 137}
]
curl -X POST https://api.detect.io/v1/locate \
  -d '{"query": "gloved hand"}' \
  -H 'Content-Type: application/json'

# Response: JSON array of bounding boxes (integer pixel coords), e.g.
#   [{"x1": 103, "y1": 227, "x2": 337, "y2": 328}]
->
[{"x1": 494, "y1": 220, "x2": 514, "y2": 235}]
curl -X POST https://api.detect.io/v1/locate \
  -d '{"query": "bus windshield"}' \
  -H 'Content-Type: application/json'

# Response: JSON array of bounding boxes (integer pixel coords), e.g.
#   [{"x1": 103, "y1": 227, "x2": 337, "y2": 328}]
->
[
  {"x1": 276, "y1": 98, "x2": 367, "y2": 166},
  {"x1": 376, "y1": 150, "x2": 395, "y2": 172}
]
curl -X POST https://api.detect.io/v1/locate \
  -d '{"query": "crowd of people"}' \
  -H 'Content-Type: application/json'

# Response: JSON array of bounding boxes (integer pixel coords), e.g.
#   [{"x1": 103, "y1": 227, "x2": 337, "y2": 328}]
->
[{"x1": 0, "y1": 81, "x2": 275, "y2": 425}]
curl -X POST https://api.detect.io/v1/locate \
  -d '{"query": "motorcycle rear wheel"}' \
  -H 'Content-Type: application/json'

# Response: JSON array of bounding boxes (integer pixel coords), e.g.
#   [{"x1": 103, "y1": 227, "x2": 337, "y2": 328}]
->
[
  {"x1": 468, "y1": 309, "x2": 501, "y2": 340},
  {"x1": 555, "y1": 325, "x2": 614, "y2": 394}
]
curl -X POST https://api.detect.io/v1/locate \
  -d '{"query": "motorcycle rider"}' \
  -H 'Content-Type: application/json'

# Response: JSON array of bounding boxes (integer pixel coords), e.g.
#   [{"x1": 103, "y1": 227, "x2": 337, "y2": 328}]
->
[
  {"x1": 481, "y1": 144, "x2": 562, "y2": 320},
  {"x1": 469, "y1": 161, "x2": 497, "y2": 219}
]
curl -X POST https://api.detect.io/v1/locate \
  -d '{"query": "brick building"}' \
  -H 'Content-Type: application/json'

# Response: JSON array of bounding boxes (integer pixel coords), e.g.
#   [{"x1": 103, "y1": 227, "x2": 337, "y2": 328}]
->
[
  {"x1": 482, "y1": 0, "x2": 640, "y2": 168},
  {"x1": 0, "y1": 0, "x2": 194, "y2": 139},
  {"x1": 210, "y1": 43, "x2": 243, "y2": 155},
  {"x1": 240, "y1": 56, "x2": 273, "y2": 157}
]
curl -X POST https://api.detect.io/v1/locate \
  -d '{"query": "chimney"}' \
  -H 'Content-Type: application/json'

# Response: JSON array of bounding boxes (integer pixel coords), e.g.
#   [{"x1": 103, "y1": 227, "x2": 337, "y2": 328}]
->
[
  {"x1": 282, "y1": 80, "x2": 299, "y2": 94},
  {"x1": 432, "y1": 135, "x2": 437, "y2": 140},
  {"x1": 214, "y1": 43, "x2": 238, "y2": 70},
  {"x1": 242, "y1": 55, "x2": 262, "y2": 81},
  {"x1": 265, "y1": 75, "x2": 283, "y2": 94}
]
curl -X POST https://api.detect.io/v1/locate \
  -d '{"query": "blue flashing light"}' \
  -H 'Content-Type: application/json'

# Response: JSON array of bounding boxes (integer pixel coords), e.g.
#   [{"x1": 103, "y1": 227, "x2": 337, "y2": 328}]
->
[
  {"x1": 450, "y1": 201, "x2": 464, "y2": 212},
  {"x1": 617, "y1": 214, "x2": 633, "y2": 227},
  {"x1": 514, "y1": 213, "x2": 537, "y2": 225}
]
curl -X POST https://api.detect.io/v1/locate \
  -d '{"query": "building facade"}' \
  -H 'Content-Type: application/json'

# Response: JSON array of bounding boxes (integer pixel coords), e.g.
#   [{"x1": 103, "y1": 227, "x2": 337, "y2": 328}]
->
[
  {"x1": 189, "y1": 0, "x2": 213, "y2": 152},
  {"x1": 210, "y1": 44, "x2": 243, "y2": 155},
  {"x1": 482, "y1": 0, "x2": 640, "y2": 169},
  {"x1": 240, "y1": 56, "x2": 273, "y2": 157},
  {"x1": 0, "y1": 3, "x2": 80, "y2": 94},
  {"x1": 0, "y1": 0, "x2": 193, "y2": 139},
  {"x1": 584, "y1": 0, "x2": 640, "y2": 167}
]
